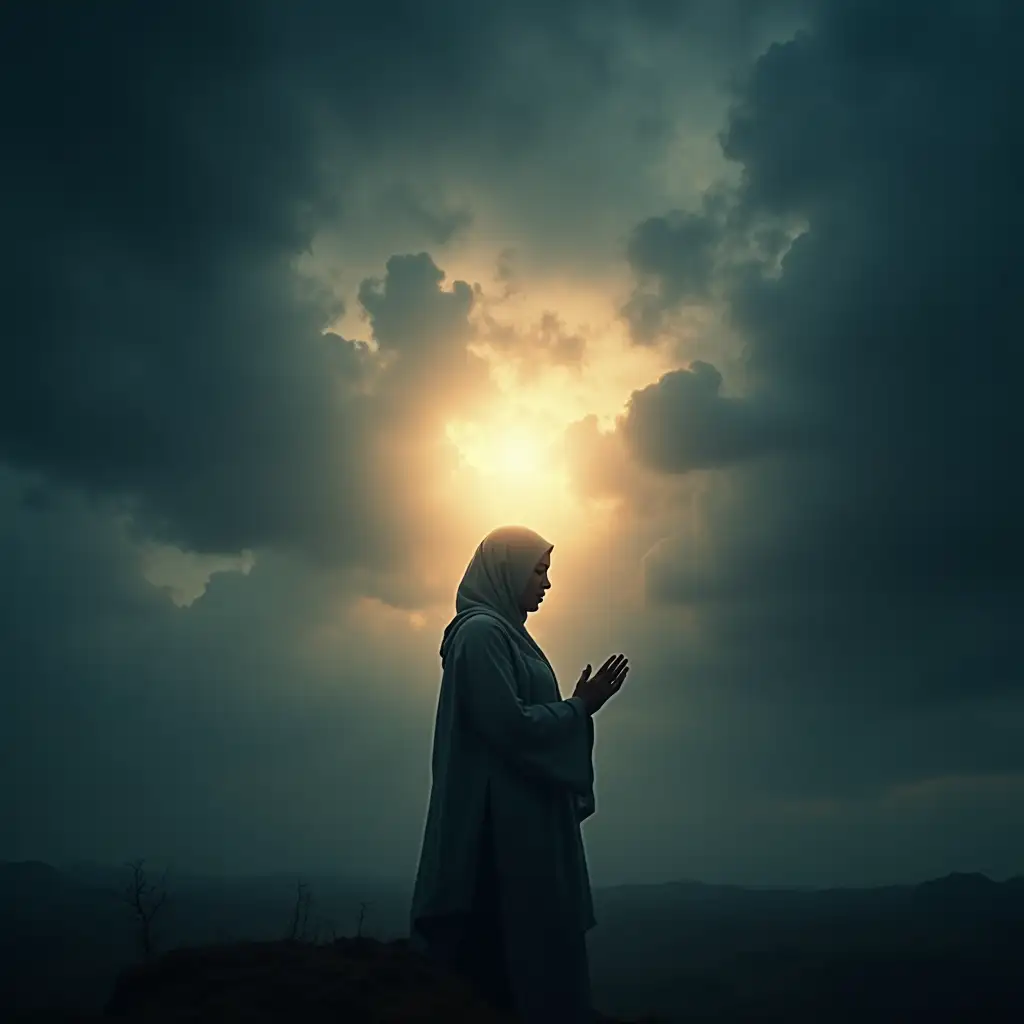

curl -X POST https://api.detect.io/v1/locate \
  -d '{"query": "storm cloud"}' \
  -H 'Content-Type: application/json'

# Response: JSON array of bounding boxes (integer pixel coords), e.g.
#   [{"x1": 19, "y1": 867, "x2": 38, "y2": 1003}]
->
[
  {"x1": 3, "y1": 0, "x2": 1023, "y2": 889},
  {"x1": 608, "y1": 0, "x2": 1024, "y2": 837},
  {"x1": 619, "y1": 361, "x2": 809, "y2": 472}
]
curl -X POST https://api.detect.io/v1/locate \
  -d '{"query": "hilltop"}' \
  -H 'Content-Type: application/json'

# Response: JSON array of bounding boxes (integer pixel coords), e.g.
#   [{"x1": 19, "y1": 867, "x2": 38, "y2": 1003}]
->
[{"x1": 3, "y1": 862, "x2": 1023, "y2": 1021}]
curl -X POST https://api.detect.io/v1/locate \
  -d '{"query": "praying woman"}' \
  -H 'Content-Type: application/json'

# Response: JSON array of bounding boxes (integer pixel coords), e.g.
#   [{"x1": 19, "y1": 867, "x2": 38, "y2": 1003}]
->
[{"x1": 410, "y1": 525, "x2": 630, "y2": 1023}]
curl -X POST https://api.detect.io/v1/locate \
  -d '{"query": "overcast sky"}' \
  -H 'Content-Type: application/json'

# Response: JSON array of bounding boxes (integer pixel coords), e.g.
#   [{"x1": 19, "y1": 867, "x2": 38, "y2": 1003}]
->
[{"x1": 3, "y1": 0, "x2": 1022, "y2": 889}]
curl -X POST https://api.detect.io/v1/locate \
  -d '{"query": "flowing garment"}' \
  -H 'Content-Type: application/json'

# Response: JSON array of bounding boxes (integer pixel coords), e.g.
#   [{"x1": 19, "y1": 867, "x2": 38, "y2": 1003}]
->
[{"x1": 410, "y1": 527, "x2": 597, "y2": 1023}]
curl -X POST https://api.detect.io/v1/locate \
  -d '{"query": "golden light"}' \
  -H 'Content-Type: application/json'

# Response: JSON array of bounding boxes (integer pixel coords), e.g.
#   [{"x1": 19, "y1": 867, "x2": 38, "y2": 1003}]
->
[
  {"x1": 494, "y1": 429, "x2": 542, "y2": 476},
  {"x1": 444, "y1": 417, "x2": 574, "y2": 538},
  {"x1": 444, "y1": 421, "x2": 543, "y2": 477},
  {"x1": 437, "y1": 303, "x2": 680, "y2": 545}
]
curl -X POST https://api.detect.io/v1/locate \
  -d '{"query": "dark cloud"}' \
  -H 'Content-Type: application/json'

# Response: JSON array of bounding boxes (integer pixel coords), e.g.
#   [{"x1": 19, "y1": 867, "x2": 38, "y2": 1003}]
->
[
  {"x1": 0, "y1": 234, "x2": 480, "y2": 567},
  {"x1": 3, "y1": 3, "x2": 330, "y2": 557},
  {"x1": 359, "y1": 254, "x2": 474, "y2": 359},
  {"x1": 622, "y1": 207, "x2": 722, "y2": 343},
  {"x1": 1, "y1": 0, "x2": 489, "y2": 562},
  {"x1": 619, "y1": 190, "x2": 796, "y2": 344},
  {"x1": 624, "y1": 0, "x2": 1024, "y2": 722},
  {"x1": 619, "y1": 361, "x2": 808, "y2": 472},
  {"x1": 0, "y1": 1, "x2": 564, "y2": 563}
]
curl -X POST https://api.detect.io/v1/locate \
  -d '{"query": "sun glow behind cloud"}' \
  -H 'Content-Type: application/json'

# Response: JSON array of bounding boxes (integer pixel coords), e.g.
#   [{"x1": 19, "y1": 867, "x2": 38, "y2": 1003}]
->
[
  {"x1": 439, "y1": 310, "x2": 679, "y2": 542},
  {"x1": 444, "y1": 417, "x2": 576, "y2": 540},
  {"x1": 446, "y1": 421, "x2": 548, "y2": 478}
]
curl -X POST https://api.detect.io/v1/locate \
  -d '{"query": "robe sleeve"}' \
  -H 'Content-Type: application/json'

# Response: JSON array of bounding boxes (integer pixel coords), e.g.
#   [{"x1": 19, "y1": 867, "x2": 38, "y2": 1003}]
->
[
  {"x1": 453, "y1": 616, "x2": 593, "y2": 794},
  {"x1": 575, "y1": 791, "x2": 596, "y2": 823},
  {"x1": 575, "y1": 715, "x2": 597, "y2": 821}
]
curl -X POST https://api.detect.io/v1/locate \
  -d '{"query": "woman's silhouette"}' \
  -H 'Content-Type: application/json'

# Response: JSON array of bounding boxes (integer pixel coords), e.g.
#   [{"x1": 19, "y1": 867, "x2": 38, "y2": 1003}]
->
[{"x1": 410, "y1": 525, "x2": 630, "y2": 1023}]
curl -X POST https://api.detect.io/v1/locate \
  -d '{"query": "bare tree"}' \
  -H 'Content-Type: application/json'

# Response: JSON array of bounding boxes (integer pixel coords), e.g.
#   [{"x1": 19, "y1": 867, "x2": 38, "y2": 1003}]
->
[
  {"x1": 286, "y1": 880, "x2": 313, "y2": 941},
  {"x1": 121, "y1": 859, "x2": 169, "y2": 960},
  {"x1": 355, "y1": 900, "x2": 372, "y2": 938}
]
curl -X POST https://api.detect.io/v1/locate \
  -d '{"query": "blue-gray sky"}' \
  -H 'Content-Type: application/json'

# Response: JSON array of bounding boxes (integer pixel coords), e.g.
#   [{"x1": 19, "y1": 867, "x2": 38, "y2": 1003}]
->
[{"x1": 3, "y1": 0, "x2": 1022, "y2": 888}]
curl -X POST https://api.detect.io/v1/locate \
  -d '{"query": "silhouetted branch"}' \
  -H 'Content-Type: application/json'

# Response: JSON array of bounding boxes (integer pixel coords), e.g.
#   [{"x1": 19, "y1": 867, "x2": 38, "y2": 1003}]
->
[
  {"x1": 286, "y1": 880, "x2": 314, "y2": 941},
  {"x1": 356, "y1": 900, "x2": 372, "y2": 938},
  {"x1": 121, "y1": 859, "x2": 169, "y2": 960}
]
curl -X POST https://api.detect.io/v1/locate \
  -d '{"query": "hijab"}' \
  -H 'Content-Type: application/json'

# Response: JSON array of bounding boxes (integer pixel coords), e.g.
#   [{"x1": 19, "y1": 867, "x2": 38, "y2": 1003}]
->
[{"x1": 440, "y1": 525, "x2": 554, "y2": 669}]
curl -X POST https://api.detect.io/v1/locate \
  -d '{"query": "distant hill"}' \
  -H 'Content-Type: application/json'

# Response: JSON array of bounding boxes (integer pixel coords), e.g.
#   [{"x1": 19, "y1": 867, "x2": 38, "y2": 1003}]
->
[
  {"x1": 589, "y1": 871, "x2": 1024, "y2": 1021},
  {"x1": 2, "y1": 862, "x2": 1023, "y2": 1021}
]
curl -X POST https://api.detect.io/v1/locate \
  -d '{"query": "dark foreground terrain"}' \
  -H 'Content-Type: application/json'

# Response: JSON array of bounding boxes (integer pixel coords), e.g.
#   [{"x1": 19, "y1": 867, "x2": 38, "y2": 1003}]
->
[
  {"x1": 7, "y1": 933, "x2": 657, "y2": 1023},
  {"x1": 102, "y1": 936, "x2": 589, "y2": 1022},
  {"x1": 2, "y1": 861, "x2": 1023, "y2": 1021}
]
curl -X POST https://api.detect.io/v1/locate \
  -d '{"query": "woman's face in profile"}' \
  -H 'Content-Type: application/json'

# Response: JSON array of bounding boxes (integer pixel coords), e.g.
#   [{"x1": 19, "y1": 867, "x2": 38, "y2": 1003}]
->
[{"x1": 520, "y1": 551, "x2": 551, "y2": 615}]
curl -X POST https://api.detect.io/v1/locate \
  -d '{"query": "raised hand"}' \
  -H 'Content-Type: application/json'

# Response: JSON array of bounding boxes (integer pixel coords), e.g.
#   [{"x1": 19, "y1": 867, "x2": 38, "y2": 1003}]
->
[{"x1": 572, "y1": 654, "x2": 629, "y2": 716}]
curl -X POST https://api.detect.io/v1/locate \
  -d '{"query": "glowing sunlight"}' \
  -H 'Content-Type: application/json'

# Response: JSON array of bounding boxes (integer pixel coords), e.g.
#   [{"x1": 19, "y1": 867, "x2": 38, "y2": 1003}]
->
[
  {"x1": 439, "y1": 326, "x2": 675, "y2": 542},
  {"x1": 444, "y1": 417, "x2": 569, "y2": 536},
  {"x1": 449, "y1": 422, "x2": 546, "y2": 479}
]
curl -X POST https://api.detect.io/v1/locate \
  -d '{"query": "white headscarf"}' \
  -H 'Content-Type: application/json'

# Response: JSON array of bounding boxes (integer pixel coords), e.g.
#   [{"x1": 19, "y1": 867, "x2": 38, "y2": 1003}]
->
[{"x1": 440, "y1": 525, "x2": 554, "y2": 668}]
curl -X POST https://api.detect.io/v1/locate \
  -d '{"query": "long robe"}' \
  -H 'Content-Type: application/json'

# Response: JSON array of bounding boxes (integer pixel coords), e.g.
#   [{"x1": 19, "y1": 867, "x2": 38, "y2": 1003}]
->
[{"x1": 410, "y1": 609, "x2": 597, "y2": 1023}]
